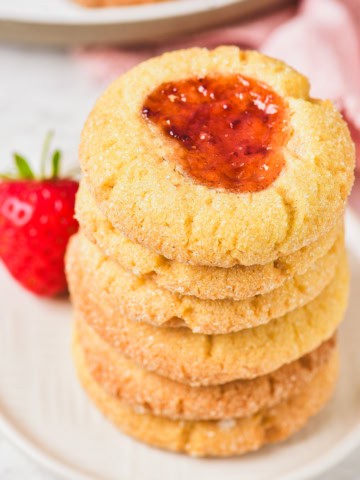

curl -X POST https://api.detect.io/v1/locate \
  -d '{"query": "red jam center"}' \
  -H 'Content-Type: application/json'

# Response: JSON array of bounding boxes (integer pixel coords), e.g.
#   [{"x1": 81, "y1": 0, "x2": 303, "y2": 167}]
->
[{"x1": 142, "y1": 75, "x2": 288, "y2": 193}]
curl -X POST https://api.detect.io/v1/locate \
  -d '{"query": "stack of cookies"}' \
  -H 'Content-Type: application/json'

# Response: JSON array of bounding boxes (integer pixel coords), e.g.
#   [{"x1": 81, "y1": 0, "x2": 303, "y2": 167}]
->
[{"x1": 66, "y1": 47, "x2": 354, "y2": 457}]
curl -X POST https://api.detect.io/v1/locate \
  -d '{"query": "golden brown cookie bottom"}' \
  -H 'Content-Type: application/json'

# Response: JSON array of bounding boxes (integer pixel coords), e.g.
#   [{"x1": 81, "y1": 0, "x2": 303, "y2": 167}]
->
[
  {"x1": 76, "y1": 317, "x2": 337, "y2": 421},
  {"x1": 67, "y1": 231, "x2": 344, "y2": 334},
  {"x1": 76, "y1": 182, "x2": 343, "y2": 301},
  {"x1": 67, "y1": 248, "x2": 348, "y2": 386},
  {"x1": 73, "y1": 336, "x2": 339, "y2": 457}
]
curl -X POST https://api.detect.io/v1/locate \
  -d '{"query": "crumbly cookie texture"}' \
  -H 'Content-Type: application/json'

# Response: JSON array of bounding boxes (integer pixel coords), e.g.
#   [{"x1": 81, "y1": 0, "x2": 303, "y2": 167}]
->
[
  {"x1": 66, "y1": 246, "x2": 348, "y2": 386},
  {"x1": 80, "y1": 47, "x2": 354, "y2": 267},
  {"x1": 69, "y1": 231, "x2": 343, "y2": 334},
  {"x1": 73, "y1": 338, "x2": 339, "y2": 457},
  {"x1": 76, "y1": 182, "x2": 342, "y2": 301},
  {"x1": 76, "y1": 317, "x2": 336, "y2": 421}
]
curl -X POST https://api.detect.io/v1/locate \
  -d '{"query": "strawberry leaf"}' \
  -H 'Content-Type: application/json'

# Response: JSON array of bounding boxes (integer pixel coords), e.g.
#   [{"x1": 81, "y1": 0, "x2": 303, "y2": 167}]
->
[
  {"x1": 52, "y1": 150, "x2": 61, "y2": 178},
  {"x1": 13, "y1": 154, "x2": 35, "y2": 180},
  {"x1": 40, "y1": 130, "x2": 54, "y2": 178}
]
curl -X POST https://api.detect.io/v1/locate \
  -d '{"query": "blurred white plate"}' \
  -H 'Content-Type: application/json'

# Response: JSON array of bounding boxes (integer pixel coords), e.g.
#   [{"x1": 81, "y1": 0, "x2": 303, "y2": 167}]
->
[
  {"x1": 0, "y1": 0, "x2": 294, "y2": 46},
  {"x1": 0, "y1": 209, "x2": 359, "y2": 480}
]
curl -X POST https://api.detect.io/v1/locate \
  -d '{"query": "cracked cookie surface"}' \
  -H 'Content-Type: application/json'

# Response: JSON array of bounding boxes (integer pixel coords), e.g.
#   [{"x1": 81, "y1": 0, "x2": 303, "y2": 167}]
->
[
  {"x1": 76, "y1": 317, "x2": 336, "y2": 421},
  {"x1": 76, "y1": 182, "x2": 342, "y2": 300},
  {"x1": 80, "y1": 47, "x2": 354, "y2": 267},
  {"x1": 73, "y1": 337, "x2": 339, "y2": 457},
  {"x1": 67, "y1": 244, "x2": 348, "y2": 386},
  {"x1": 68, "y1": 231, "x2": 343, "y2": 334}
]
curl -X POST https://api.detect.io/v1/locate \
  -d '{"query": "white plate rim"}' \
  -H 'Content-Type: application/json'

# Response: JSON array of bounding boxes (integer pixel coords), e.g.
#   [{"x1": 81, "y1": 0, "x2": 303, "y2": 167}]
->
[
  {"x1": 1, "y1": 409, "x2": 360, "y2": 480},
  {"x1": 0, "y1": 0, "x2": 253, "y2": 25}
]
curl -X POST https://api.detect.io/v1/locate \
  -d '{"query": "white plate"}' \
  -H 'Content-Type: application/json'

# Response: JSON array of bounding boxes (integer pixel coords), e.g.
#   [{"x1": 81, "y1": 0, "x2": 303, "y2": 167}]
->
[
  {"x1": 0, "y1": 210, "x2": 359, "y2": 480},
  {"x1": 0, "y1": 0, "x2": 293, "y2": 45}
]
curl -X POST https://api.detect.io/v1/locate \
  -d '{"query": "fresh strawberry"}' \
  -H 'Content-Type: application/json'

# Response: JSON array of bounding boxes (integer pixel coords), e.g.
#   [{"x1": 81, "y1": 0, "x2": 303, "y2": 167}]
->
[{"x1": 0, "y1": 133, "x2": 79, "y2": 297}]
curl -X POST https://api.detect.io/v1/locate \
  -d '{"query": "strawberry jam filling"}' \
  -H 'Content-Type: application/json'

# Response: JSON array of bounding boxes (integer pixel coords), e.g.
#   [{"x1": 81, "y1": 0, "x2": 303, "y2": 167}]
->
[{"x1": 142, "y1": 74, "x2": 288, "y2": 193}]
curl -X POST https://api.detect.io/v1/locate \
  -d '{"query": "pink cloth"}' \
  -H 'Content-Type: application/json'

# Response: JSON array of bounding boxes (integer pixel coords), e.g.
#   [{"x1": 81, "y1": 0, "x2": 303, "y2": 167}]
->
[{"x1": 74, "y1": 0, "x2": 360, "y2": 211}]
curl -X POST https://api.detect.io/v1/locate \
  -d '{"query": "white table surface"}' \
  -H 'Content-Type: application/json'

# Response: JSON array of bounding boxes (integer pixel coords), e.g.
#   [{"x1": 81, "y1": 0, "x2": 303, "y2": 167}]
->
[{"x1": 0, "y1": 44, "x2": 359, "y2": 480}]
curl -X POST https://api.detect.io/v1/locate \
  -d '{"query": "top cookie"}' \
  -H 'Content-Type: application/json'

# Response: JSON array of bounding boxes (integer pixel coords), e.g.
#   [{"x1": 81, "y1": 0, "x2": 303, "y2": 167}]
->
[{"x1": 80, "y1": 47, "x2": 354, "y2": 267}]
